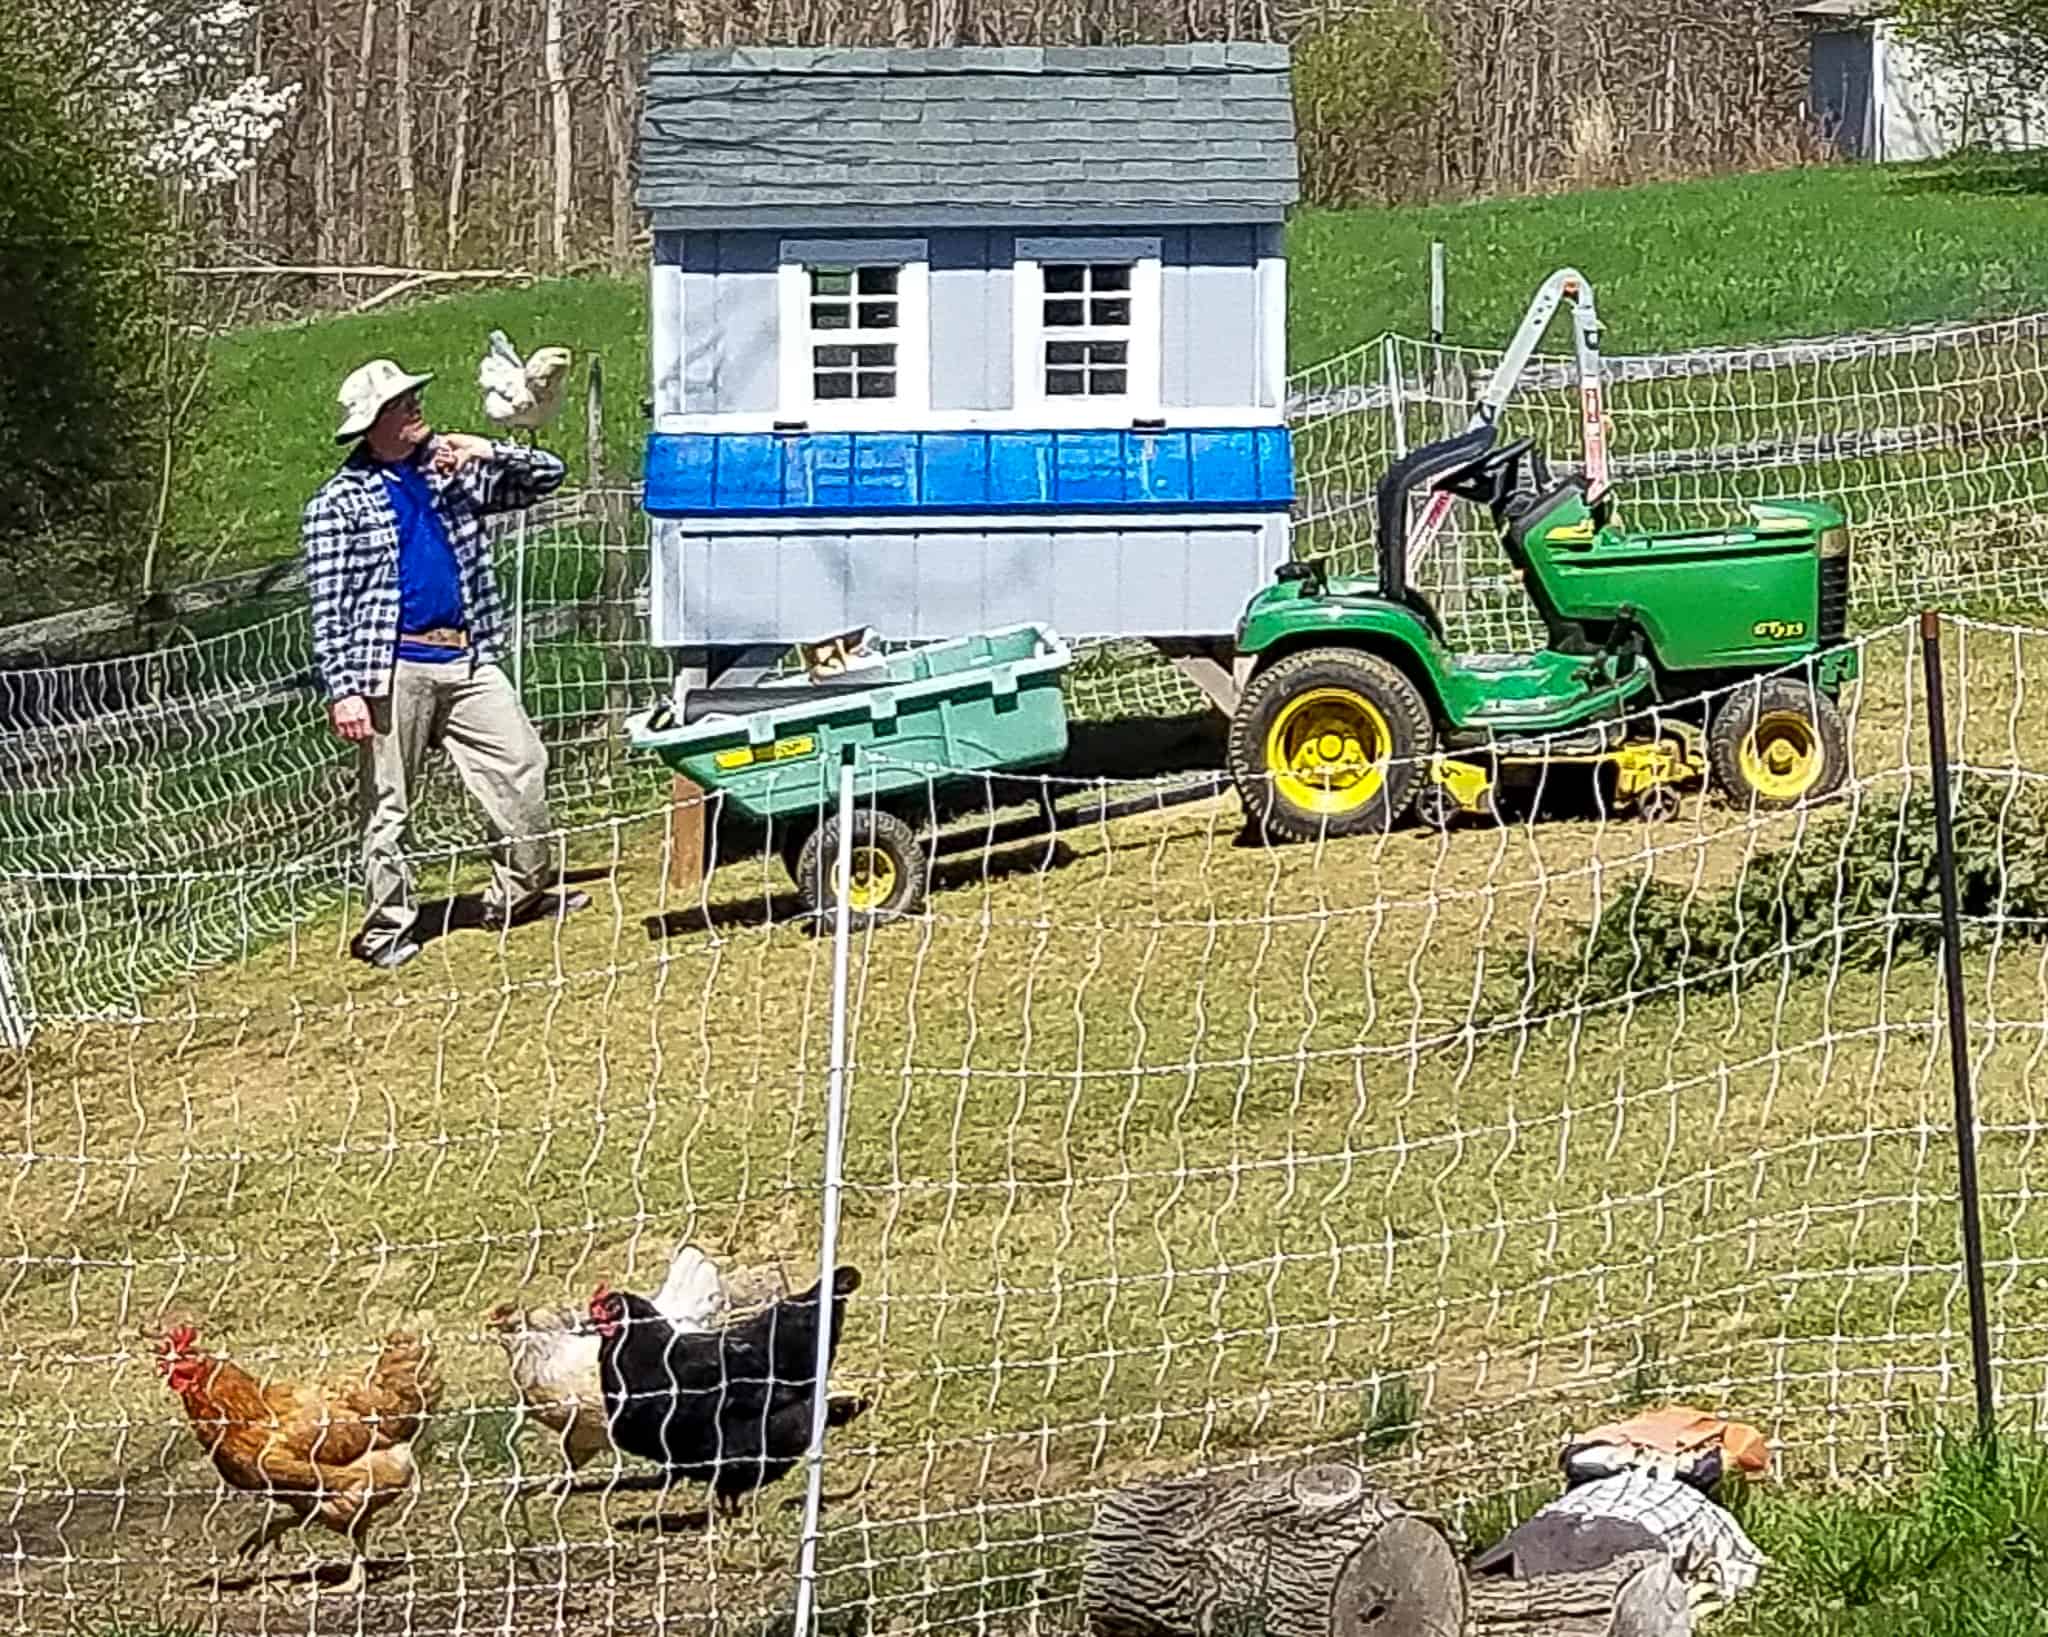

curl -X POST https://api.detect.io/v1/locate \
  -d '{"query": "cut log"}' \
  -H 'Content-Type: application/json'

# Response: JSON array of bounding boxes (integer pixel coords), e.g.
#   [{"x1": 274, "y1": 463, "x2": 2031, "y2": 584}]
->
[
  {"x1": 1610, "y1": 1560, "x2": 1691, "y2": 1637},
  {"x1": 1085, "y1": 1462, "x2": 1459, "y2": 1637},
  {"x1": 1469, "y1": 1552, "x2": 1690, "y2": 1636},
  {"x1": 1084, "y1": 1462, "x2": 1690, "y2": 1637}
]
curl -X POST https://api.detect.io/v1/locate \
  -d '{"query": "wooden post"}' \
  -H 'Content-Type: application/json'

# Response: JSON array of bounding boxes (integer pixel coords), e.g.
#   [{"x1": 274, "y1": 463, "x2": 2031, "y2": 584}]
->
[{"x1": 668, "y1": 774, "x2": 707, "y2": 895}]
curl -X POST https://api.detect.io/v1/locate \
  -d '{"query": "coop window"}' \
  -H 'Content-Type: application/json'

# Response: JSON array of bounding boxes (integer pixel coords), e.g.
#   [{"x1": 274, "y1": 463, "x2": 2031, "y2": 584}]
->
[
  {"x1": 1014, "y1": 238, "x2": 1161, "y2": 418},
  {"x1": 807, "y1": 266, "x2": 900, "y2": 400},
  {"x1": 1040, "y1": 264, "x2": 1135, "y2": 397},
  {"x1": 778, "y1": 240, "x2": 930, "y2": 424}
]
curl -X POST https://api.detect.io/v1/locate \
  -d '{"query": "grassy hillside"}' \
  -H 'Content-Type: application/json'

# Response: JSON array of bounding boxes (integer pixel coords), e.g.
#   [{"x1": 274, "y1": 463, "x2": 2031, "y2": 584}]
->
[
  {"x1": 172, "y1": 152, "x2": 2048, "y2": 568},
  {"x1": 1288, "y1": 154, "x2": 2048, "y2": 364},
  {"x1": 187, "y1": 273, "x2": 648, "y2": 565}
]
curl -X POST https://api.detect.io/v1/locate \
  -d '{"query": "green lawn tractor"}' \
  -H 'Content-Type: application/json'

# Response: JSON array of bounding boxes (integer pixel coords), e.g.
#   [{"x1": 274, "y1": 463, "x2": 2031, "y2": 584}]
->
[{"x1": 1227, "y1": 273, "x2": 1855, "y2": 839}]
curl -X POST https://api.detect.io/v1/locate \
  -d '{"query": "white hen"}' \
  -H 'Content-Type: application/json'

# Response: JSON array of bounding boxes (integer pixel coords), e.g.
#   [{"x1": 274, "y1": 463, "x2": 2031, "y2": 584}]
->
[
  {"x1": 478, "y1": 329, "x2": 574, "y2": 434},
  {"x1": 485, "y1": 1241, "x2": 733, "y2": 1481}
]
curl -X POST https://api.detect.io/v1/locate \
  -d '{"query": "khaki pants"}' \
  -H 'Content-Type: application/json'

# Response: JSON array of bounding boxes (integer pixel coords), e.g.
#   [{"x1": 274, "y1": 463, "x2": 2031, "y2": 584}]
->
[{"x1": 356, "y1": 659, "x2": 555, "y2": 955}]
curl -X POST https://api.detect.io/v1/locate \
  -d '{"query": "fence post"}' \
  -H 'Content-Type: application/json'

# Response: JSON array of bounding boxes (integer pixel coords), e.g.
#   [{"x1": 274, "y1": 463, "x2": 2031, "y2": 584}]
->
[
  {"x1": 791, "y1": 747, "x2": 859, "y2": 1637},
  {"x1": 512, "y1": 511, "x2": 528, "y2": 704},
  {"x1": 1382, "y1": 334, "x2": 1408, "y2": 462},
  {"x1": 0, "y1": 931, "x2": 31, "y2": 1052},
  {"x1": 1429, "y1": 240, "x2": 1446, "y2": 346},
  {"x1": 1920, "y1": 609, "x2": 1998, "y2": 1443},
  {"x1": 585, "y1": 355, "x2": 605, "y2": 495}
]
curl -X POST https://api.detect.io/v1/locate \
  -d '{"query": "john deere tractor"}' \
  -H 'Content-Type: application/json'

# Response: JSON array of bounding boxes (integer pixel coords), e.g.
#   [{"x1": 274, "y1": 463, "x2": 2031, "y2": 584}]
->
[{"x1": 1228, "y1": 271, "x2": 1855, "y2": 839}]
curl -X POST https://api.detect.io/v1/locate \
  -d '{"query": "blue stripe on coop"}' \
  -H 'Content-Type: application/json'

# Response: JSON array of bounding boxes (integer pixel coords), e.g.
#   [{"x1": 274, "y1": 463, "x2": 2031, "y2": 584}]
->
[
  {"x1": 633, "y1": 44, "x2": 1302, "y2": 665},
  {"x1": 643, "y1": 428, "x2": 1296, "y2": 518}
]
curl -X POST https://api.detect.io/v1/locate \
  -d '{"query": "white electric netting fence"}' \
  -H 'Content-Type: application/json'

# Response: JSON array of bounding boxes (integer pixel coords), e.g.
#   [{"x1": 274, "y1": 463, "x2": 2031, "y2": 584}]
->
[
  {"x1": 6, "y1": 616, "x2": 2048, "y2": 1637},
  {"x1": 1290, "y1": 312, "x2": 2048, "y2": 656},
  {"x1": 9, "y1": 306, "x2": 2048, "y2": 1026}
]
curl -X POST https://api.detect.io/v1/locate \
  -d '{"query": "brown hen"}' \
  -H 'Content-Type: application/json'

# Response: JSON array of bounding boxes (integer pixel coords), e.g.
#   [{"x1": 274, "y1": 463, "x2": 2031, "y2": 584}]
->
[{"x1": 156, "y1": 1323, "x2": 440, "y2": 1594}]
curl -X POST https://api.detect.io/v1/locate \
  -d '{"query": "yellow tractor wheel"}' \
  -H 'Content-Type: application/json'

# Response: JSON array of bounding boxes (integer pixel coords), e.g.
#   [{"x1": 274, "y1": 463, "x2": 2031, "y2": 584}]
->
[
  {"x1": 1229, "y1": 647, "x2": 1434, "y2": 842},
  {"x1": 1707, "y1": 678, "x2": 1849, "y2": 811}
]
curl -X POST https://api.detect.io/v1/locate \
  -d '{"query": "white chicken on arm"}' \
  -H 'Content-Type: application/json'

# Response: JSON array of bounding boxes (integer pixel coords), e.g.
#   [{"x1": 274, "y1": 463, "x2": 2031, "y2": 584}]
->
[
  {"x1": 485, "y1": 1242, "x2": 782, "y2": 1491},
  {"x1": 478, "y1": 328, "x2": 574, "y2": 439}
]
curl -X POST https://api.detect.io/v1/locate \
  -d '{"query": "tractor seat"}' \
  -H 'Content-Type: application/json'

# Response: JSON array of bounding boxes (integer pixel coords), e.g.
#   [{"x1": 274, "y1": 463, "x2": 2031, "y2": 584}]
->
[{"x1": 1503, "y1": 476, "x2": 1591, "y2": 568}]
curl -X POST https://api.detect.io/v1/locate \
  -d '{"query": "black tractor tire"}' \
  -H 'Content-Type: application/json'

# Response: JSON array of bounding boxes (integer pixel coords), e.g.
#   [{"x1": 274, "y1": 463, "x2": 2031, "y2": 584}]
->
[
  {"x1": 1707, "y1": 678, "x2": 1849, "y2": 811},
  {"x1": 793, "y1": 807, "x2": 930, "y2": 926},
  {"x1": 777, "y1": 823, "x2": 812, "y2": 884},
  {"x1": 1229, "y1": 647, "x2": 1435, "y2": 842}
]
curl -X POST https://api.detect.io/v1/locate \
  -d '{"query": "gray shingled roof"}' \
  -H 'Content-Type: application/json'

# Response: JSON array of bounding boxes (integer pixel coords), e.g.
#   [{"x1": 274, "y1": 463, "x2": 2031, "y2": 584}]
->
[{"x1": 636, "y1": 45, "x2": 1298, "y2": 229}]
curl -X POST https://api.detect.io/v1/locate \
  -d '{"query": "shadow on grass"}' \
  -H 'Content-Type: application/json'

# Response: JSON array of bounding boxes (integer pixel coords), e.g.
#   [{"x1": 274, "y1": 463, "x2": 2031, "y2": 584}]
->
[
  {"x1": 399, "y1": 865, "x2": 620, "y2": 950},
  {"x1": 205, "y1": 1556, "x2": 412, "y2": 1595},
  {"x1": 639, "y1": 839, "x2": 1085, "y2": 941}
]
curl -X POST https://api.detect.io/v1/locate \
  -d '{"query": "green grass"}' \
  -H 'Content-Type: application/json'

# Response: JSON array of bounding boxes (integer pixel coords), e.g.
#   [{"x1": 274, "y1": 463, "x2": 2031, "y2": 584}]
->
[
  {"x1": 1289, "y1": 153, "x2": 2048, "y2": 365},
  {"x1": 176, "y1": 274, "x2": 647, "y2": 560},
  {"x1": 169, "y1": 153, "x2": 2048, "y2": 572},
  {"x1": 1728, "y1": 1434, "x2": 2048, "y2": 1635}
]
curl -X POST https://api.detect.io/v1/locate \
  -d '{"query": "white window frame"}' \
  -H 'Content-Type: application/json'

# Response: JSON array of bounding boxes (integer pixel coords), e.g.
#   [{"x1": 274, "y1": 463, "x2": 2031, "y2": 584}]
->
[
  {"x1": 776, "y1": 237, "x2": 931, "y2": 428},
  {"x1": 1011, "y1": 235, "x2": 1163, "y2": 424}
]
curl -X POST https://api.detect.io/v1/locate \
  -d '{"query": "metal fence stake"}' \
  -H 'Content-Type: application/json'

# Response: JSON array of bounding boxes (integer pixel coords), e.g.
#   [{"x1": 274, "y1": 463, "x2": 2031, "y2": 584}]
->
[
  {"x1": 791, "y1": 747, "x2": 858, "y2": 1637},
  {"x1": 1920, "y1": 608, "x2": 1998, "y2": 1443},
  {"x1": 512, "y1": 511, "x2": 528, "y2": 704}
]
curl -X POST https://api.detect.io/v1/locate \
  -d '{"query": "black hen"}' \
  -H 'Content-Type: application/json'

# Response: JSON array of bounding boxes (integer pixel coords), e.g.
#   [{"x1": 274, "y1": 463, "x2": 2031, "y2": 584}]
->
[{"x1": 590, "y1": 1265, "x2": 865, "y2": 1510}]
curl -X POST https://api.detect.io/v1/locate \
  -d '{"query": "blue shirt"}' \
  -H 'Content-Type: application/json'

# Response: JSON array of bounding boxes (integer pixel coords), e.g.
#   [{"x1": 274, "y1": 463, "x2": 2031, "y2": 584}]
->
[{"x1": 379, "y1": 454, "x2": 468, "y2": 664}]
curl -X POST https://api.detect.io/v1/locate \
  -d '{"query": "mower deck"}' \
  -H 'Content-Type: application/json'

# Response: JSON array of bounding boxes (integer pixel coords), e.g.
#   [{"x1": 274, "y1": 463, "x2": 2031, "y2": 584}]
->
[{"x1": 1440, "y1": 647, "x2": 1655, "y2": 732}]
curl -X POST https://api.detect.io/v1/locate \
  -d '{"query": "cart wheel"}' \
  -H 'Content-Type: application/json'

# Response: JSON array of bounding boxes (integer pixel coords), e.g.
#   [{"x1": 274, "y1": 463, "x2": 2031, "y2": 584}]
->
[
  {"x1": 1707, "y1": 678, "x2": 1848, "y2": 811},
  {"x1": 1636, "y1": 781, "x2": 1685, "y2": 825},
  {"x1": 795, "y1": 808, "x2": 930, "y2": 927},
  {"x1": 1228, "y1": 647, "x2": 1434, "y2": 842}
]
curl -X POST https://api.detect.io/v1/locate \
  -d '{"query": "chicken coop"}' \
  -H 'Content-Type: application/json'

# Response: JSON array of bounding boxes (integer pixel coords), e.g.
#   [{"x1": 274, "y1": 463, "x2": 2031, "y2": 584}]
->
[{"x1": 633, "y1": 44, "x2": 1300, "y2": 702}]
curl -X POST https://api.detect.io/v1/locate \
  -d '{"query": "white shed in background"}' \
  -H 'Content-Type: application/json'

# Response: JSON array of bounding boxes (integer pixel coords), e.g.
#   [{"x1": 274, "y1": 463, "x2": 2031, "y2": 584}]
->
[{"x1": 1798, "y1": 0, "x2": 2048, "y2": 161}]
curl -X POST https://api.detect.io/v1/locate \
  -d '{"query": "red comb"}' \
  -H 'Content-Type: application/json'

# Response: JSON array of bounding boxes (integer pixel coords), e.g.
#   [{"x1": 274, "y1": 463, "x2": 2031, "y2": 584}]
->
[{"x1": 162, "y1": 1324, "x2": 198, "y2": 1354}]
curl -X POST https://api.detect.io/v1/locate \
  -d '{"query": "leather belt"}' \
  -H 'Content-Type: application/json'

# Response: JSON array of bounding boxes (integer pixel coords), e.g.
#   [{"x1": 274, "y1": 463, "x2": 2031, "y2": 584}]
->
[{"x1": 402, "y1": 626, "x2": 471, "y2": 650}]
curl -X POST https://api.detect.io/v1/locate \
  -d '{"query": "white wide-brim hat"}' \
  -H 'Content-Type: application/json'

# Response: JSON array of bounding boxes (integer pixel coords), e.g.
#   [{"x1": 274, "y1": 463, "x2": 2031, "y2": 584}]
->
[{"x1": 335, "y1": 358, "x2": 435, "y2": 443}]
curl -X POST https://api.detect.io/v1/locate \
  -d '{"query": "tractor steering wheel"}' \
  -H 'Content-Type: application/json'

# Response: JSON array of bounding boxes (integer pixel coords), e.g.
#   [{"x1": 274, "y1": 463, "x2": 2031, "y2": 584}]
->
[{"x1": 1435, "y1": 435, "x2": 1536, "y2": 510}]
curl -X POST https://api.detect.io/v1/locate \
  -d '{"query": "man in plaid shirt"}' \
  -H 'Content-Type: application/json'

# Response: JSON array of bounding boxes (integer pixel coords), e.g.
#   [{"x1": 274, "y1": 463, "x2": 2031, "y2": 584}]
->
[{"x1": 305, "y1": 357, "x2": 589, "y2": 971}]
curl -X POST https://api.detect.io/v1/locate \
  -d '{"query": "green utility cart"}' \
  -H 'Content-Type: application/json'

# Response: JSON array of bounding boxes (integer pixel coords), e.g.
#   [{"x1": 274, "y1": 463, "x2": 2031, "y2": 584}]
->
[{"x1": 626, "y1": 624, "x2": 1074, "y2": 922}]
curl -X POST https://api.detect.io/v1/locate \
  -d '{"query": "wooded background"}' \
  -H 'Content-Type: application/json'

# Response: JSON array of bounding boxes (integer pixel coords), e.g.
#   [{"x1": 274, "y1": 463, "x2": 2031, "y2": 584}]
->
[{"x1": 173, "y1": 0, "x2": 1820, "y2": 303}]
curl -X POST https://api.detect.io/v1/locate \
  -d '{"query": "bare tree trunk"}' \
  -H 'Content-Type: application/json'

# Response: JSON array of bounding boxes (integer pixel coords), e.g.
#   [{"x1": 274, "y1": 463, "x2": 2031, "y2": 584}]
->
[
  {"x1": 393, "y1": 0, "x2": 421, "y2": 264},
  {"x1": 601, "y1": 0, "x2": 632, "y2": 266},
  {"x1": 315, "y1": 0, "x2": 337, "y2": 263},
  {"x1": 445, "y1": 0, "x2": 485, "y2": 258},
  {"x1": 672, "y1": 0, "x2": 711, "y2": 43},
  {"x1": 545, "y1": 0, "x2": 571, "y2": 266},
  {"x1": 890, "y1": 0, "x2": 914, "y2": 46},
  {"x1": 350, "y1": 0, "x2": 380, "y2": 264},
  {"x1": 241, "y1": 5, "x2": 265, "y2": 246}
]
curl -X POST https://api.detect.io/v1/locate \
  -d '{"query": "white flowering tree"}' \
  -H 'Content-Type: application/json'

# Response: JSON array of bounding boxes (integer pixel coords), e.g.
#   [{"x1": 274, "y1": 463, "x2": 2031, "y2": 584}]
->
[{"x1": 56, "y1": 0, "x2": 300, "y2": 194}]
